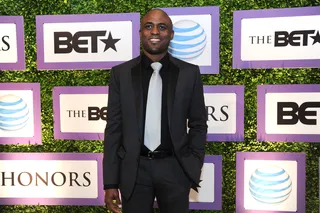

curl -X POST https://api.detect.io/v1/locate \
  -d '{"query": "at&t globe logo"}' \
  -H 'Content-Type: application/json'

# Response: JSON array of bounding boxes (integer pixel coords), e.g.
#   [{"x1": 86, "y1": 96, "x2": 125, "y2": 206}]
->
[
  {"x1": 249, "y1": 165, "x2": 292, "y2": 204},
  {"x1": 169, "y1": 20, "x2": 207, "y2": 61},
  {"x1": 0, "y1": 94, "x2": 29, "y2": 131}
]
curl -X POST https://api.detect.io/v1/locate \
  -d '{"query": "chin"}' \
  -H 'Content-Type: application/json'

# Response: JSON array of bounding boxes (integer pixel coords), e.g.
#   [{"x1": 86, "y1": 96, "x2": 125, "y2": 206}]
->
[{"x1": 146, "y1": 48, "x2": 167, "y2": 55}]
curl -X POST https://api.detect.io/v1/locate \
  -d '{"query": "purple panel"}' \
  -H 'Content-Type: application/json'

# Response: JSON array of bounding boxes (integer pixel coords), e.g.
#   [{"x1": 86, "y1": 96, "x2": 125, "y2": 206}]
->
[
  {"x1": 36, "y1": 13, "x2": 140, "y2": 70},
  {"x1": 0, "y1": 16, "x2": 25, "y2": 70},
  {"x1": 257, "y1": 84, "x2": 320, "y2": 142},
  {"x1": 189, "y1": 155, "x2": 222, "y2": 210},
  {"x1": 161, "y1": 6, "x2": 220, "y2": 74},
  {"x1": 204, "y1": 85, "x2": 244, "y2": 142},
  {"x1": 52, "y1": 86, "x2": 108, "y2": 140},
  {"x1": 236, "y1": 152, "x2": 306, "y2": 213},
  {"x1": 154, "y1": 155, "x2": 222, "y2": 210},
  {"x1": 0, "y1": 83, "x2": 41, "y2": 144},
  {"x1": 233, "y1": 6, "x2": 320, "y2": 69},
  {"x1": 0, "y1": 153, "x2": 104, "y2": 206}
]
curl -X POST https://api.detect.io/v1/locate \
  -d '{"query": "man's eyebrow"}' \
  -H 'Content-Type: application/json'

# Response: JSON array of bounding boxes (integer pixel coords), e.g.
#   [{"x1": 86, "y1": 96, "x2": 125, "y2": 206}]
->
[
  {"x1": 143, "y1": 22, "x2": 153, "y2": 25},
  {"x1": 143, "y1": 22, "x2": 168, "y2": 26}
]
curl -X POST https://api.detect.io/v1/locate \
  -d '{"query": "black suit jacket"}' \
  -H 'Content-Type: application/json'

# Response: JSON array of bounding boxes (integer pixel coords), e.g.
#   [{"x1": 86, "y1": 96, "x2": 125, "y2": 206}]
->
[{"x1": 103, "y1": 54, "x2": 207, "y2": 200}]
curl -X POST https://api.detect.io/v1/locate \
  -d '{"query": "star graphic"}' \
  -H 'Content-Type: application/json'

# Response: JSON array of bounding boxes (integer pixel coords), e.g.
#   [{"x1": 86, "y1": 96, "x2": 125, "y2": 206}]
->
[
  {"x1": 100, "y1": 32, "x2": 121, "y2": 52},
  {"x1": 310, "y1": 30, "x2": 320, "y2": 45}
]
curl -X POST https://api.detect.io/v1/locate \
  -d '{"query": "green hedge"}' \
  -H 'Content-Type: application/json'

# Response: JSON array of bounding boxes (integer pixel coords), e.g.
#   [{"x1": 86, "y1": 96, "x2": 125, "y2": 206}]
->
[{"x1": 0, "y1": 0, "x2": 319, "y2": 212}]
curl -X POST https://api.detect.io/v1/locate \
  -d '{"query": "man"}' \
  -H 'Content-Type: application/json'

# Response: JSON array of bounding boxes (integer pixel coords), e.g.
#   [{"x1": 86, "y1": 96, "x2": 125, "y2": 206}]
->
[{"x1": 103, "y1": 8, "x2": 207, "y2": 213}]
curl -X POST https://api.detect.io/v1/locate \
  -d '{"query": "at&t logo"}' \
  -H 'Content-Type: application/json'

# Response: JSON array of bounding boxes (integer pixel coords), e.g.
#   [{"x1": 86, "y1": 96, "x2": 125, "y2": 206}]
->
[
  {"x1": 249, "y1": 165, "x2": 292, "y2": 204},
  {"x1": 0, "y1": 94, "x2": 29, "y2": 131},
  {"x1": 169, "y1": 20, "x2": 207, "y2": 60}
]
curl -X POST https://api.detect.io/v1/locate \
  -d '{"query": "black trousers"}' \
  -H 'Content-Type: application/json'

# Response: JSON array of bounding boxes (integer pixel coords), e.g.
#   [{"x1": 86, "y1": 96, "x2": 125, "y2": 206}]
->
[{"x1": 121, "y1": 156, "x2": 191, "y2": 213}]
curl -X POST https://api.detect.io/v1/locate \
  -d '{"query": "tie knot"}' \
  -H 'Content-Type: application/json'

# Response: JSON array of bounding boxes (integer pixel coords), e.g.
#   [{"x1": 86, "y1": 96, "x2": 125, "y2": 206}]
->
[{"x1": 151, "y1": 62, "x2": 162, "y2": 72}]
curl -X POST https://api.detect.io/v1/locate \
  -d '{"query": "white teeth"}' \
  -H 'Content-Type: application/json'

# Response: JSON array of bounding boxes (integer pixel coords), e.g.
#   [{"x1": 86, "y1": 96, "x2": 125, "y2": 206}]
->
[{"x1": 150, "y1": 39, "x2": 160, "y2": 42}]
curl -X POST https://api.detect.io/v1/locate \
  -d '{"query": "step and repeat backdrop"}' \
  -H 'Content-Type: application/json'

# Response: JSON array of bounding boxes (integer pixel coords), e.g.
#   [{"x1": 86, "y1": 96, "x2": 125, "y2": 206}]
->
[{"x1": 0, "y1": 1, "x2": 319, "y2": 213}]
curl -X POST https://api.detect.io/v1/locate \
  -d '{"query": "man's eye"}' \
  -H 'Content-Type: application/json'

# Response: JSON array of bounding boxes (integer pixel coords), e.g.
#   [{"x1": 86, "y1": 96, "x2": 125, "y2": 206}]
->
[
  {"x1": 145, "y1": 25, "x2": 152, "y2": 30},
  {"x1": 159, "y1": 25, "x2": 167, "y2": 30}
]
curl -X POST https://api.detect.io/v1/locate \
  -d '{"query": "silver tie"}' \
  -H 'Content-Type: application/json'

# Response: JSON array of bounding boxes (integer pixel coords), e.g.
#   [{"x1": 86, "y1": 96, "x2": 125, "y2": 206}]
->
[{"x1": 144, "y1": 62, "x2": 163, "y2": 151}]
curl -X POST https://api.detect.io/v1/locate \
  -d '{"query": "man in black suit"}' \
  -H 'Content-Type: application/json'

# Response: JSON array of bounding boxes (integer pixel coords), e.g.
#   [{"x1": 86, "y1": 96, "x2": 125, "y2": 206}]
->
[{"x1": 103, "y1": 8, "x2": 207, "y2": 213}]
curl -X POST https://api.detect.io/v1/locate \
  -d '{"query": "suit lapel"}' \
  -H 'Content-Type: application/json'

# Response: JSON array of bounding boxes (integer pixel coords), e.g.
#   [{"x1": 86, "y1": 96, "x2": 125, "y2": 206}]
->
[
  {"x1": 167, "y1": 56, "x2": 180, "y2": 129},
  {"x1": 131, "y1": 57, "x2": 143, "y2": 141}
]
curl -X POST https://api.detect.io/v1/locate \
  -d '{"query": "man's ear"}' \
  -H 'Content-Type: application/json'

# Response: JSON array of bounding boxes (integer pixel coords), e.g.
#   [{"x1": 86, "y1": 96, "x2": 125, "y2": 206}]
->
[{"x1": 170, "y1": 30, "x2": 174, "y2": 40}]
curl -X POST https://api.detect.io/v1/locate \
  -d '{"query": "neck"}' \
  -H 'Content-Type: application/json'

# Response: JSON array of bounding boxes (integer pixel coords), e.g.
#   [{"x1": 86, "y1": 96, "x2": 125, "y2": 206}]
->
[{"x1": 143, "y1": 51, "x2": 167, "y2": 62}]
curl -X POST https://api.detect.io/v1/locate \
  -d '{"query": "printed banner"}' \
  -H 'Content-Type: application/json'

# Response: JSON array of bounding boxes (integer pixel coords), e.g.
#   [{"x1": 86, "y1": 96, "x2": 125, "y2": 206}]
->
[
  {"x1": 0, "y1": 153, "x2": 219, "y2": 207},
  {"x1": 53, "y1": 86, "x2": 108, "y2": 140},
  {"x1": 205, "y1": 86, "x2": 244, "y2": 141},
  {"x1": 233, "y1": 6, "x2": 320, "y2": 68},
  {"x1": 0, "y1": 153, "x2": 103, "y2": 206},
  {"x1": 161, "y1": 6, "x2": 220, "y2": 74},
  {"x1": 36, "y1": 13, "x2": 140, "y2": 70},
  {"x1": 0, "y1": 16, "x2": 25, "y2": 70},
  {"x1": 236, "y1": 152, "x2": 306, "y2": 213},
  {"x1": 257, "y1": 84, "x2": 320, "y2": 142},
  {"x1": 54, "y1": 86, "x2": 244, "y2": 141},
  {"x1": 188, "y1": 155, "x2": 222, "y2": 210},
  {"x1": 0, "y1": 83, "x2": 41, "y2": 144}
]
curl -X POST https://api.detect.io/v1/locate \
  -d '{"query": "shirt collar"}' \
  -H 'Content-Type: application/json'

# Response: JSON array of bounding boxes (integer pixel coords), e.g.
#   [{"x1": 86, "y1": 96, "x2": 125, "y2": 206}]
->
[{"x1": 142, "y1": 53, "x2": 169, "y2": 71}]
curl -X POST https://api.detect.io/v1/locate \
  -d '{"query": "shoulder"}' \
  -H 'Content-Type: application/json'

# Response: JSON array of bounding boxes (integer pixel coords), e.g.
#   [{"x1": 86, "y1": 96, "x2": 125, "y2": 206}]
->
[
  {"x1": 169, "y1": 55, "x2": 199, "y2": 71},
  {"x1": 111, "y1": 55, "x2": 141, "y2": 71}
]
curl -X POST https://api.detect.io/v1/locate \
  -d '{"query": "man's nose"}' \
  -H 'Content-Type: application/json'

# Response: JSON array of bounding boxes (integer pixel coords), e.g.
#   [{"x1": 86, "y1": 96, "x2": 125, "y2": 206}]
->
[{"x1": 151, "y1": 26, "x2": 160, "y2": 34}]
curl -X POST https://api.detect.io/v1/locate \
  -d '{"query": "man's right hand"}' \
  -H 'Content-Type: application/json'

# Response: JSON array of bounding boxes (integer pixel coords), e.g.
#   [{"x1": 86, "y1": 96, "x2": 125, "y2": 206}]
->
[{"x1": 105, "y1": 189, "x2": 122, "y2": 213}]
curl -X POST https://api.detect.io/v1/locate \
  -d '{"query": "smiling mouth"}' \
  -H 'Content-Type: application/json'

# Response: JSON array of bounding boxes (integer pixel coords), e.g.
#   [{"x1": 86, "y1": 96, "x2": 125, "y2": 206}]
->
[{"x1": 149, "y1": 38, "x2": 161, "y2": 43}]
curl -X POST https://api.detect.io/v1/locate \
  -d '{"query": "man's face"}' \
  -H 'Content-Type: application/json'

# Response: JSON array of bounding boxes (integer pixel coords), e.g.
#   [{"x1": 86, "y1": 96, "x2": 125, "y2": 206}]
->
[{"x1": 140, "y1": 10, "x2": 174, "y2": 56}]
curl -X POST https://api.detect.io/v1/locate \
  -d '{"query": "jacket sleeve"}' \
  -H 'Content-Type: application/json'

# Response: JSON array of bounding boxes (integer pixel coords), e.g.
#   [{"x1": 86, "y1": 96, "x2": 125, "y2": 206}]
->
[
  {"x1": 187, "y1": 66, "x2": 207, "y2": 165},
  {"x1": 103, "y1": 68, "x2": 122, "y2": 186}
]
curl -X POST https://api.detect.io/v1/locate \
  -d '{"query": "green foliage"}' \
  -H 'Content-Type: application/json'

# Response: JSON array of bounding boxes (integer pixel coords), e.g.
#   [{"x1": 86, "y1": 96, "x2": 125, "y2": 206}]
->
[{"x1": 0, "y1": 0, "x2": 319, "y2": 212}]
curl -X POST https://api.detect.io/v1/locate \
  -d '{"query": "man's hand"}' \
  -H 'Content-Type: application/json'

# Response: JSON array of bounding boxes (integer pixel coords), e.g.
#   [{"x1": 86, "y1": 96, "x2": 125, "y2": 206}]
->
[{"x1": 105, "y1": 189, "x2": 122, "y2": 213}]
